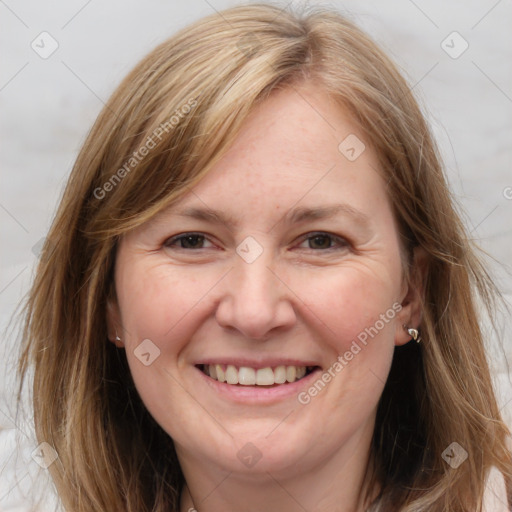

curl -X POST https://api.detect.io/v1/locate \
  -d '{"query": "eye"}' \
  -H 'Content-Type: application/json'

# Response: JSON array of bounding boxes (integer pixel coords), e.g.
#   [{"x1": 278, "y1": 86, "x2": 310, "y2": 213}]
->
[
  {"x1": 164, "y1": 233, "x2": 214, "y2": 250},
  {"x1": 296, "y1": 232, "x2": 349, "y2": 251}
]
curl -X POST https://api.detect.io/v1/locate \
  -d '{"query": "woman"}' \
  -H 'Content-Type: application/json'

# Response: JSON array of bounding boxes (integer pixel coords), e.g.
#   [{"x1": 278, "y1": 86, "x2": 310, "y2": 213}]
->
[{"x1": 19, "y1": 3, "x2": 512, "y2": 511}]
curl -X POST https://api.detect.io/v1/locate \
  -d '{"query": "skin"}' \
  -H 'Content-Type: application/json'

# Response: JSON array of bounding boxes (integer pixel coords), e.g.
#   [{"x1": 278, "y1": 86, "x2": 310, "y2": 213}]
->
[{"x1": 107, "y1": 82, "x2": 424, "y2": 512}]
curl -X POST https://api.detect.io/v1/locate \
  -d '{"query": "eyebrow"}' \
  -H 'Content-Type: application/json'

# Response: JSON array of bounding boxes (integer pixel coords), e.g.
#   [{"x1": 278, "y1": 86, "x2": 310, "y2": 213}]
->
[
  {"x1": 173, "y1": 204, "x2": 370, "y2": 230},
  {"x1": 285, "y1": 204, "x2": 370, "y2": 227}
]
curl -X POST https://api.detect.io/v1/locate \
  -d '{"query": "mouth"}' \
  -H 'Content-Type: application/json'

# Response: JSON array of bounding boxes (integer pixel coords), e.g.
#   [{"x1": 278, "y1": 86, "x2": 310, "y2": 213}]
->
[{"x1": 196, "y1": 364, "x2": 320, "y2": 387}]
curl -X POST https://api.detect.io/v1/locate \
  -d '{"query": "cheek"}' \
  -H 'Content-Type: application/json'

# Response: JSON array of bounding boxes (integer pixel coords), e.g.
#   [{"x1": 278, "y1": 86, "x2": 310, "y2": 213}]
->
[
  {"x1": 304, "y1": 270, "x2": 398, "y2": 411},
  {"x1": 288, "y1": 266, "x2": 400, "y2": 451},
  {"x1": 115, "y1": 260, "x2": 222, "y2": 437},
  {"x1": 116, "y1": 260, "x2": 217, "y2": 352},
  {"x1": 299, "y1": 264, "x2": 401, "y2": 349},
  {"x1": 292, "y1": 262, "x2": 402, "y2": 415}
]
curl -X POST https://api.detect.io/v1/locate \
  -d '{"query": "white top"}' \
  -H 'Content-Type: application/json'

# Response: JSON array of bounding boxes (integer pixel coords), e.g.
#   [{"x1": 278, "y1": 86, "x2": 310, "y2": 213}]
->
[
  {"x1": 367, "y1": 467, "x2": 509, "y2": 511},
  {"x1": 483, "y1": 466, "x2": 509, "y2": 512}
]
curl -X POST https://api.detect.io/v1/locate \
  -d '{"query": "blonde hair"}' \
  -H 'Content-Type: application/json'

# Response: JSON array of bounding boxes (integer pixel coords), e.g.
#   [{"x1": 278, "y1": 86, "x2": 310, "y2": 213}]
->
[{"x1": 18, "y1": 3, "x2": 512, "y2": 511}]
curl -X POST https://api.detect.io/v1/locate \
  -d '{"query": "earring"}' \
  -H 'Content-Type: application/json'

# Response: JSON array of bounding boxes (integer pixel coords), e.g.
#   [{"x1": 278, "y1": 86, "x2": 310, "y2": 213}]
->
[
  {"x1": 115, "y1": 330, "x2": 121, "y2": 342},
  {"x1": 406, "y1": 327, "x2": 421, "y2": 343}
]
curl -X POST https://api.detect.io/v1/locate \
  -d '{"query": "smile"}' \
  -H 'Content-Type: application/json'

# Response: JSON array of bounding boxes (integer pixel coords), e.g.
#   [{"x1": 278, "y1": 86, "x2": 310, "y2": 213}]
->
[{"x1": 197, "y1": 364, "x2": 318, "y2": 386}]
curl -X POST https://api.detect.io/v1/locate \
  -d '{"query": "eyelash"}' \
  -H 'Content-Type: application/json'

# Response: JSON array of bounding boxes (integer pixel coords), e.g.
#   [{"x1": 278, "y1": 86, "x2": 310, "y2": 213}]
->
[{"x1": 164, "y1": 231, "x2": 349, "y2": 252}]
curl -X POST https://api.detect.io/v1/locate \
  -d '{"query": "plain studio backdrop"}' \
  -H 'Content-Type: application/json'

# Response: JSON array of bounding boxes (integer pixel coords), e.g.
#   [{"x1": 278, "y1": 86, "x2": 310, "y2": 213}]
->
[{"x1": 1, "y1": 0, "x2": 511, "y2": 510}]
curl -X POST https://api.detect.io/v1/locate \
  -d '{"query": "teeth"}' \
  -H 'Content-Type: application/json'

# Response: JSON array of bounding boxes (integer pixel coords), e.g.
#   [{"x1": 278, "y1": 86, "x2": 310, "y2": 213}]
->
[
  {"x1": 239, "y1": 367, "x2": 256, "y2": 385},
  {"x1": 203, "y1": 364, "x2": 313, "y2": 386},
  {"x1": 256, "y1": 367, "x2": 274, "y2": 385},
  {"x1": 274, "y1": 365, "x2": 286, "y2": 384},
  {"x1": 296, "y1": 366, "x2": 306, "y2": 379},
  {"x1": 215, "y1": 364, "x2": 225, "y2": 383},
  {"x1": 225, "y1": 365, "x2": 238, "y2": 385}
]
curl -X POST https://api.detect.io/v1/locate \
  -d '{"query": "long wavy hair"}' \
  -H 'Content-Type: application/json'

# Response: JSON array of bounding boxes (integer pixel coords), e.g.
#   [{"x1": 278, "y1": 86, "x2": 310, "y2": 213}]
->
[{"x1": 18, "y1": 3, "x2": 512, "y2": 511}]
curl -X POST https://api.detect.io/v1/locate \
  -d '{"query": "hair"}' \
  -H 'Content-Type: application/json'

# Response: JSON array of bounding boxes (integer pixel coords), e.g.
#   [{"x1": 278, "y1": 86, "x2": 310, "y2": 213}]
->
[{"x1": 18, "y1": 2, "x2": 512, "y2": 511}]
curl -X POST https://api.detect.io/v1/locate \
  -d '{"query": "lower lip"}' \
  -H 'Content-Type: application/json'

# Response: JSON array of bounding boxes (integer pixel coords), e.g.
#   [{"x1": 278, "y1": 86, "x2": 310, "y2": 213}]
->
[{"x1": 195, "y1": 366, "x2": 323, "y2": 404}]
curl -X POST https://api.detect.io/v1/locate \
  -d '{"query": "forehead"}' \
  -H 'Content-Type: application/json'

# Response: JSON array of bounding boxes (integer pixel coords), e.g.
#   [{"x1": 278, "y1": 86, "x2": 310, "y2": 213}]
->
[{"x1": 172, "y1": 84, "x2": 390, "y2": 226}]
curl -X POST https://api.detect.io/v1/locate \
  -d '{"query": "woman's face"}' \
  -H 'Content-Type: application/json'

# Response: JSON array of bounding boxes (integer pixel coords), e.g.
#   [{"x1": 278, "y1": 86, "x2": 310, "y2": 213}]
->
[{"x1": 109, "y1": 83, "x2": 418, "y2": 480}]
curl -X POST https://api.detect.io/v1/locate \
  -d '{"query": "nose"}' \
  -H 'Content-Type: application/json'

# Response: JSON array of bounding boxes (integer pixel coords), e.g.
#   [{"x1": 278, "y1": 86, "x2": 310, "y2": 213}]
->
[{"x1": 215, "y1": 250, "x2": 297, "y2": 340}]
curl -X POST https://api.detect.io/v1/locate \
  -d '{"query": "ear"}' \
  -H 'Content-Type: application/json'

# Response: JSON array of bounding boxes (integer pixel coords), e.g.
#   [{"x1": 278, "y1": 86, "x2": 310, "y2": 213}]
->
[
  {"x1": 394, "y1": 246, "x2": 428, "y2": 346},
  {"x1": 106, "y1": 298, "x2": 124, "y2": 348}
]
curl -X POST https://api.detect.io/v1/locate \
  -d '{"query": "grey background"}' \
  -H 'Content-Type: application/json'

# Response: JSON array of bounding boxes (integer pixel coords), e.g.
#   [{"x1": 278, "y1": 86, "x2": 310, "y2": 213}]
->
[{"x1": 1, "y1": 0, "x2": 511, "y2": 509}]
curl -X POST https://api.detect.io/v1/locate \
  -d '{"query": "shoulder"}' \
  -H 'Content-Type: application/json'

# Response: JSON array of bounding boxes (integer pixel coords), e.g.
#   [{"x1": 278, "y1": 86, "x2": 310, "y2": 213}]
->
[{"x1": 366, "y1": 467, "x2": 510, "y2": 511}]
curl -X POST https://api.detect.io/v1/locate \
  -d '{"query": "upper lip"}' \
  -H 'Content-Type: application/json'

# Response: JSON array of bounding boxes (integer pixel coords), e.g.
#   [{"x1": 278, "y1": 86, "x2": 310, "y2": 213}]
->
[{"x1": 195, "y1": 358, "x2": 322, "y2": 370}]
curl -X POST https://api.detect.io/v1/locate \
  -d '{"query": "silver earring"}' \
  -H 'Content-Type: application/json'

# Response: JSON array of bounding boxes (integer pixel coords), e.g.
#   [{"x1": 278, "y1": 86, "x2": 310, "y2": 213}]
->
[
  {"x1": 407, "y1": 327, "x2": 421, "y2": 343},
  {"x1": 115, "y1": 330, "x2": 121, "y2": 342}
]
